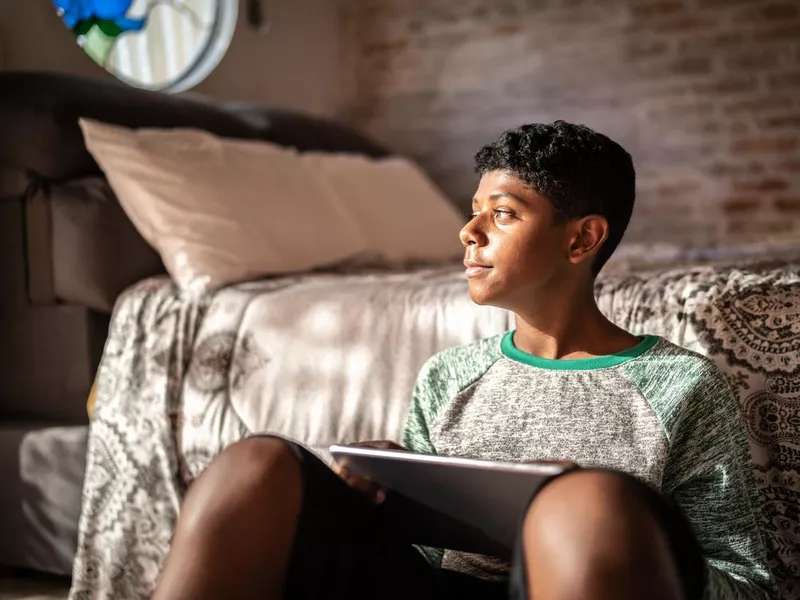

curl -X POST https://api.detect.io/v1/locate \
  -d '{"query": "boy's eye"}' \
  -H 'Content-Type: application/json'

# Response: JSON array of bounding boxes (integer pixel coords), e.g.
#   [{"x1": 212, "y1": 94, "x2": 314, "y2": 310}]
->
[{"x1": 494, "y1": 209, "x2": 514, "y2": 220}]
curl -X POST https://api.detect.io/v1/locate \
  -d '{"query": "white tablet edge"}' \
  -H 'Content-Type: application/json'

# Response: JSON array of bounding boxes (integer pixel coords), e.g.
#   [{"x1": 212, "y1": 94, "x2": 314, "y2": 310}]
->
[{"x1": 329, "y1": 445, "x2": 566, "y2": 476}]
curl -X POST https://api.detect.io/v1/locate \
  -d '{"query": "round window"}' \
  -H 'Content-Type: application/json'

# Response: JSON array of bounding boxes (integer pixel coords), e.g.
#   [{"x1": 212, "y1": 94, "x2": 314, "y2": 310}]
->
[{"x1": 52, "y1": 0, "x2": 238, "y2": 92}]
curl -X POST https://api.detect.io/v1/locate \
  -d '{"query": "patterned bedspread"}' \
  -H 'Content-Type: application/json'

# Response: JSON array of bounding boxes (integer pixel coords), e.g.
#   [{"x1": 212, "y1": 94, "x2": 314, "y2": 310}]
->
[{"x1": 70, "y1": 258, "x2": 800, "y2": 599}]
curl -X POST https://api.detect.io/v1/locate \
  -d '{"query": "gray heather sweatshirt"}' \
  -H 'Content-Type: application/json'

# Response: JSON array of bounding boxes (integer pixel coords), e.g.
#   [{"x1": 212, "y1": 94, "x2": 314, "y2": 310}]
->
[{"x1": 401, "y1": 332, "x2": 775, "y2": 599}]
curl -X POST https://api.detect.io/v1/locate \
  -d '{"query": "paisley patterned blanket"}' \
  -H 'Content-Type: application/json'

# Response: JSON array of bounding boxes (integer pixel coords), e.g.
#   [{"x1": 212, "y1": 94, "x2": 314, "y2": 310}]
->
[{"x1": 70, "y1": 258, "x2": 800, "y2": 599}]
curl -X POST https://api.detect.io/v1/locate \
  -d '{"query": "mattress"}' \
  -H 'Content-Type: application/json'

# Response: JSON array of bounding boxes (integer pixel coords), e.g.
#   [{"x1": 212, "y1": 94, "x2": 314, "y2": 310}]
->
[{"x1": 179, "y1": 265, "x2": 513, "y2": 473}]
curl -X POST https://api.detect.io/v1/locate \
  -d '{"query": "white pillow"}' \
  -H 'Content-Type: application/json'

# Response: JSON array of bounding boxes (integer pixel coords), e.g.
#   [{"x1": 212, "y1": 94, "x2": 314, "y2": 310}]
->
[
  {"x1": 80, "y1": 118, "x2": 367, "y2": 294},
  {"x1": 302, "y1": 153, "x2": 464, "y2": 264},
  {"x1": 79, "y1": 119, "x2": 464, "y2": 293}
]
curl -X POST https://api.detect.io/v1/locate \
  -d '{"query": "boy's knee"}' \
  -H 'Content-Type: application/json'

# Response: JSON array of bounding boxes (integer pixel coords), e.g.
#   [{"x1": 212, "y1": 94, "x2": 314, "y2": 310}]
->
[
  {"x1": 521, "y1": 470, "x2": 684, "y2": 599},
  {"x1": 523, "y1": 469, "x2": 662, "y2": 550},
  {"x1": 210, "y1": 436, "x2": 301, "y2": 494},
  {"x1": 180, "y1": 437, "x2": 302, "y2": 533},
  {"x1": 216, "y1": 436, "x2": 301, "y2": 483}
]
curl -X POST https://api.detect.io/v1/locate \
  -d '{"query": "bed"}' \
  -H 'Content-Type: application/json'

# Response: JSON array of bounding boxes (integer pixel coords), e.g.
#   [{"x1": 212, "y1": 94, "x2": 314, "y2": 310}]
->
[
  {"x1": 72, "y1": 251, "x2": 800, "y2": 600},
  {"x1": 1, "y1": 72, "x2": 798, "y2": 600}
]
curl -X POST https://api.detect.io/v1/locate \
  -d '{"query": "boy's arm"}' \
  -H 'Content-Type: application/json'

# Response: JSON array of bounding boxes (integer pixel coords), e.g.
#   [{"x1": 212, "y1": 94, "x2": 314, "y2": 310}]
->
[
  {"x1": 400, "y1": 358, "x2": 439, "y2": 455},
  {"x1": 662, "y1": 367, "x2": 776, "y2": 600},
  {"x1": 400, "y1": 356, "x2": 444, "y2": 566}
]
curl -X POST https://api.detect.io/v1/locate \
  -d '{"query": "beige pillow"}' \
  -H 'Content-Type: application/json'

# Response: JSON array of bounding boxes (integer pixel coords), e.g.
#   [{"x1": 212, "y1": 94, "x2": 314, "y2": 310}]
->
[
  {"x1": 303, "y1": 153, "x2": 464, "y2": 263},
  {"x1": 80, "y1": 119, "x2": 366, "y2": 294}
]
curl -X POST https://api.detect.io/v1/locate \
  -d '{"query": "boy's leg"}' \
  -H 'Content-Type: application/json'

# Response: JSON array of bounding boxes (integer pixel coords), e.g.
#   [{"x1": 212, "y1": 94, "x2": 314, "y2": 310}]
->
[
  {"x1": 151, "y1": 436, "x2": 302, "y2": 600},
  {"x1": 152, "y1": 436, "x2": 486, "y2": 600},
  {"x1": 510, "y1": 469, "x2": 705, "y2": 600}
]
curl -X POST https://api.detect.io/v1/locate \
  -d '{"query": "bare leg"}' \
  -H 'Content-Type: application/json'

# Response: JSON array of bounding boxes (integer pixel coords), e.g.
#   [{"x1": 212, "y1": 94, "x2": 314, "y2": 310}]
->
[
  {"x1": 151, "y1": 437, "x2": 302, "y2": 600},
  {"x1": 522, "y1": 470, "x2": 684, "y2": 600}
]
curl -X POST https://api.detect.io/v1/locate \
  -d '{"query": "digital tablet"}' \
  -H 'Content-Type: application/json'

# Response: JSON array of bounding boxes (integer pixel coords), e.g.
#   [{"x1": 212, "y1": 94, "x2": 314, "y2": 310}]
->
[{"x1": 330, "y1": 445, "x2": 566, "y2": 552}]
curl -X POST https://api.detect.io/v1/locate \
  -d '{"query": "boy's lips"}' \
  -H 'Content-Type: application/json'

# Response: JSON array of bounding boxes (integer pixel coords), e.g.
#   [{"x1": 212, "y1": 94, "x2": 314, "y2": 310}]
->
[{"x1": 464, "y1": 259, "x2": 492, "y2": 278}]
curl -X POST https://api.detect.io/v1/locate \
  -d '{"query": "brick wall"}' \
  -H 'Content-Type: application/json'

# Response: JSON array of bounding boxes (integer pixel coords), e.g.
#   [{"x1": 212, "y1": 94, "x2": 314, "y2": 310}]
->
[{"x1": 341, "y1": 0, "x2": 800, "y2": 247}]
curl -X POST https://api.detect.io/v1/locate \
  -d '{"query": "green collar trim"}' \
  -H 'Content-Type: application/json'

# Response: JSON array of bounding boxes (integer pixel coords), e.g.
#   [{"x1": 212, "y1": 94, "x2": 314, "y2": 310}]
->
[{"x1": 501, "y1": 331, "x2": 660, "y2": 371}]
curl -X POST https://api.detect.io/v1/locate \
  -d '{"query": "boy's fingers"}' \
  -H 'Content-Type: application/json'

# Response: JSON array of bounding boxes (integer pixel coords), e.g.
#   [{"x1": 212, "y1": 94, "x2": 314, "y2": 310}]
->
[{"x1": 336, "y1": 467, "x2": 387, "y2": 503}]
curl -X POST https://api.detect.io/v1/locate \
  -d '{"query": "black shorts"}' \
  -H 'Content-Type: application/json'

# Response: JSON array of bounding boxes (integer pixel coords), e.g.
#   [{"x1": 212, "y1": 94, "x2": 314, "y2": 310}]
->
[{"x1": 277, "y1": 439, "x2": 705, "y2": 600}]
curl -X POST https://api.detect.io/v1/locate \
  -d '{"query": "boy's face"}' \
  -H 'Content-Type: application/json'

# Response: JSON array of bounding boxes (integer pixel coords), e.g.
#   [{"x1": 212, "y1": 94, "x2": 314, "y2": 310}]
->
[{"x1": 460, "y1": 170, "x2": 573, "y2": 310}]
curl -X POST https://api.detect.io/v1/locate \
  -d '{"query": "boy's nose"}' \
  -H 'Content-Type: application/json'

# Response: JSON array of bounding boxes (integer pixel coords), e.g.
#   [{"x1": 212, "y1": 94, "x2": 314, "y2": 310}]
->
[{"x1": 459, "y1": 218, "x2": 484, "y2": 247}]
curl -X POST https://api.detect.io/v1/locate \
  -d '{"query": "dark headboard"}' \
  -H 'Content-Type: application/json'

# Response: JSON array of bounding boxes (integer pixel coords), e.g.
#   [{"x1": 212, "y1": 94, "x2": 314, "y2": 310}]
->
[
  {"x1": 0, "y1": 71, "x2": 389, "y2": 183},
  {"x1": 0, "y1": 71, "x2": 389, "y2": 423}
]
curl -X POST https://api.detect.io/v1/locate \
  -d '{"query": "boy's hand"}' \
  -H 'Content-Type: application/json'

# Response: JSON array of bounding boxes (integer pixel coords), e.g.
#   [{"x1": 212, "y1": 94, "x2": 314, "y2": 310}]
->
[{"x1": 332, "y1": 440, "x2": 406, "y2": 504}]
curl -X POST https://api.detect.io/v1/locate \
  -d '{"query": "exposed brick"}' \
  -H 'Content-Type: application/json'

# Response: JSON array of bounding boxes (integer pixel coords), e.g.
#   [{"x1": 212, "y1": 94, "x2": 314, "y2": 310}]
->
[
  {"x1": 647, "y1": 101, "x2": 716, "y2": 120},
  {"x1": 671, "y1": 56, "x2": 715, "y2": 75},
  {"x1": 727, "y1": 121, "x2": 753, "y2": 135},
  {"x1": 690, "y1": 76, "x2": 759, "y2": 95},
  {"x1": 695, "y1": 0, "x2": 760, "y2": 6},
  {"x1": 654, "y1": 15, "x2": 717, "y2": 33},
  {"x1": 769, "y1": 72, "x2": 800, "y2": 91},
  {"x1": 733, "y1": 2, "x2": 800, "y2": 23},
  {"x1": 345, "y1": 0, "x2": 800, "y2": 247},
  {"x1": 723, "y1": 49, "x2": 781, "y2": 71},
  {"x1": 633, "y1": 57, "x2": 715, "y2": 80},
  {"x1": 677, "y1": 32, "x2": 744, "y2": 55},
  {"x1": 757, "y1": 114, "x2": 800, "y2": 129},
  {"x1": 751, "y1": 23, "x2": 800, "y2": 41},
  {"x1": 722, "y1": 95, "x2": 795, "y2": 115},
  {"x1": 777, "y1": 158, "x2": 800, "y2": 173},
  {"x1": 492, "y1": 22, "x2": 524, "y2": 35},
  {"x1": 630, "y1": 1, "x2": 686, "y2": 19},
  {"x1": 775, "y1": 197, "x2": 800, "y2": 213},
  {"x1": 723, "y1": 197, "x2": 761, "y2": 213},
  {"x1": 624, "y1": 38, "x2": 672, "y2": 60},
  {"x1": 706, "y1": 161, "x2": 766, "y2": 177},
  {"x1": 654, "y1": 180, "x2": 703, "y2": 196},
  {"x1": 732, "y1": 177, "x2": 791, "y2": 192},
  {"x1": 730, "y1": 137, "x2": 799, "y2": 154},
  {"x1": 727, "y1": 219, "x2": 793, "y2": 234},
  {"x1": 362, "y1": 39, "x2": 409, "y2": 55}
]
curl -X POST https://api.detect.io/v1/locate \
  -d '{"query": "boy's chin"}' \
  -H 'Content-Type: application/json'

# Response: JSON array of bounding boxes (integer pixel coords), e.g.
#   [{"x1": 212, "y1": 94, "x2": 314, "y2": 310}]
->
[{"x1": 468, "y1": 286, "x2": 501, "y2": 307}]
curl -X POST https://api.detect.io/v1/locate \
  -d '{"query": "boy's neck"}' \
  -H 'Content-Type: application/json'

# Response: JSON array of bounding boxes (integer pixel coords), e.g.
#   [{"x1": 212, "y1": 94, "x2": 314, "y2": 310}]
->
[{"x1": 511, "y1": 282, "x2": 639, "y2": 361}]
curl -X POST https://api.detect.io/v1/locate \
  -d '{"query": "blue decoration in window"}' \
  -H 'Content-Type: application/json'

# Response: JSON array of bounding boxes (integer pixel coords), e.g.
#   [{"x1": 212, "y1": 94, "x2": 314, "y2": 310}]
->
[{"x1": 52, "y1": 0, "x2": 146, "y2": 37}]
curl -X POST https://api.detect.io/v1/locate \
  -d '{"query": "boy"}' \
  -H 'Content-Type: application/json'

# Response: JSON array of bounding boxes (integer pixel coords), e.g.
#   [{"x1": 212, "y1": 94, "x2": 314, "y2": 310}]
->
[{"x1": 152, "y1": 122, "x2": 775, "y2": 600}]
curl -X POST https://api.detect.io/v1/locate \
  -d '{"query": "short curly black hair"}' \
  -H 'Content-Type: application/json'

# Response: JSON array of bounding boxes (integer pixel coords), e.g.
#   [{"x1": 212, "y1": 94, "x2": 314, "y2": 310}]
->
[{"x1": 474, "y1": 121, "x2": 635, "y2": 276}]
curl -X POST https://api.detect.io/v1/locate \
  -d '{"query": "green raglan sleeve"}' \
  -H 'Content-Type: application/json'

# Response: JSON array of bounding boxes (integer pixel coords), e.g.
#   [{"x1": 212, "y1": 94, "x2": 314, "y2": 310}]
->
[
  {"x1": 664, "y1": 365, "x2": 775, "y2": 599},
  {"x1": 401, "y1": 356, "x2": 439, "y2": 455},
  {"x1": 401, "y1": 334, "x2": 504, "y2": 455},
  {"x1": 628, "y1": 352, "x2": 776, "y2": 600},
  {"x1": 663, "y1": 364, "x2": 777, "y2": 600}
]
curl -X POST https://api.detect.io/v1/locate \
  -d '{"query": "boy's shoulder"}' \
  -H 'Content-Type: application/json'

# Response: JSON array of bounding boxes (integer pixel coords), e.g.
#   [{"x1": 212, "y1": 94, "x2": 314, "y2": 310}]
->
[
  {"x1": 416, "y1": 333, "x2": 505, "y2": 390},
  {"x1": 634, "y1": 336, "x2": 727, "y2": 383},
  {"x1": 626, "y1": 337, "x2": 737, "y2": 430}
]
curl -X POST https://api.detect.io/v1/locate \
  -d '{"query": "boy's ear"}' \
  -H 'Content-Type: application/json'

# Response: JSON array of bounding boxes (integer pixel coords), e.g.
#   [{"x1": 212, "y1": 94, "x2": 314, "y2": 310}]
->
[{"x1": 567, "y1": 215, "x2": 609, "y2": 265}]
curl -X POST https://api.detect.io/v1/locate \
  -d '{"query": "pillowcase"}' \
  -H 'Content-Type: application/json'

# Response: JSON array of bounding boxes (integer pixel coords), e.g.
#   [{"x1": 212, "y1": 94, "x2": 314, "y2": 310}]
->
[
  {"x1": 302, "y1": 152, "x2": 464, "y2": 264},
  {"x1": 79, "y1": 118, "x2": 464, "y2": 294},
  {"x1": 79, "y1": 118, "x2": 367, "y2": 293}
]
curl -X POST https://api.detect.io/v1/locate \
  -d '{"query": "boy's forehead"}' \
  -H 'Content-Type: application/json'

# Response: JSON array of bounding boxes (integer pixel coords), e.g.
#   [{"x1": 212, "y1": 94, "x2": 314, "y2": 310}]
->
[{"x1": 474, "y1": 170, "x2": 539, "y2": 204}]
